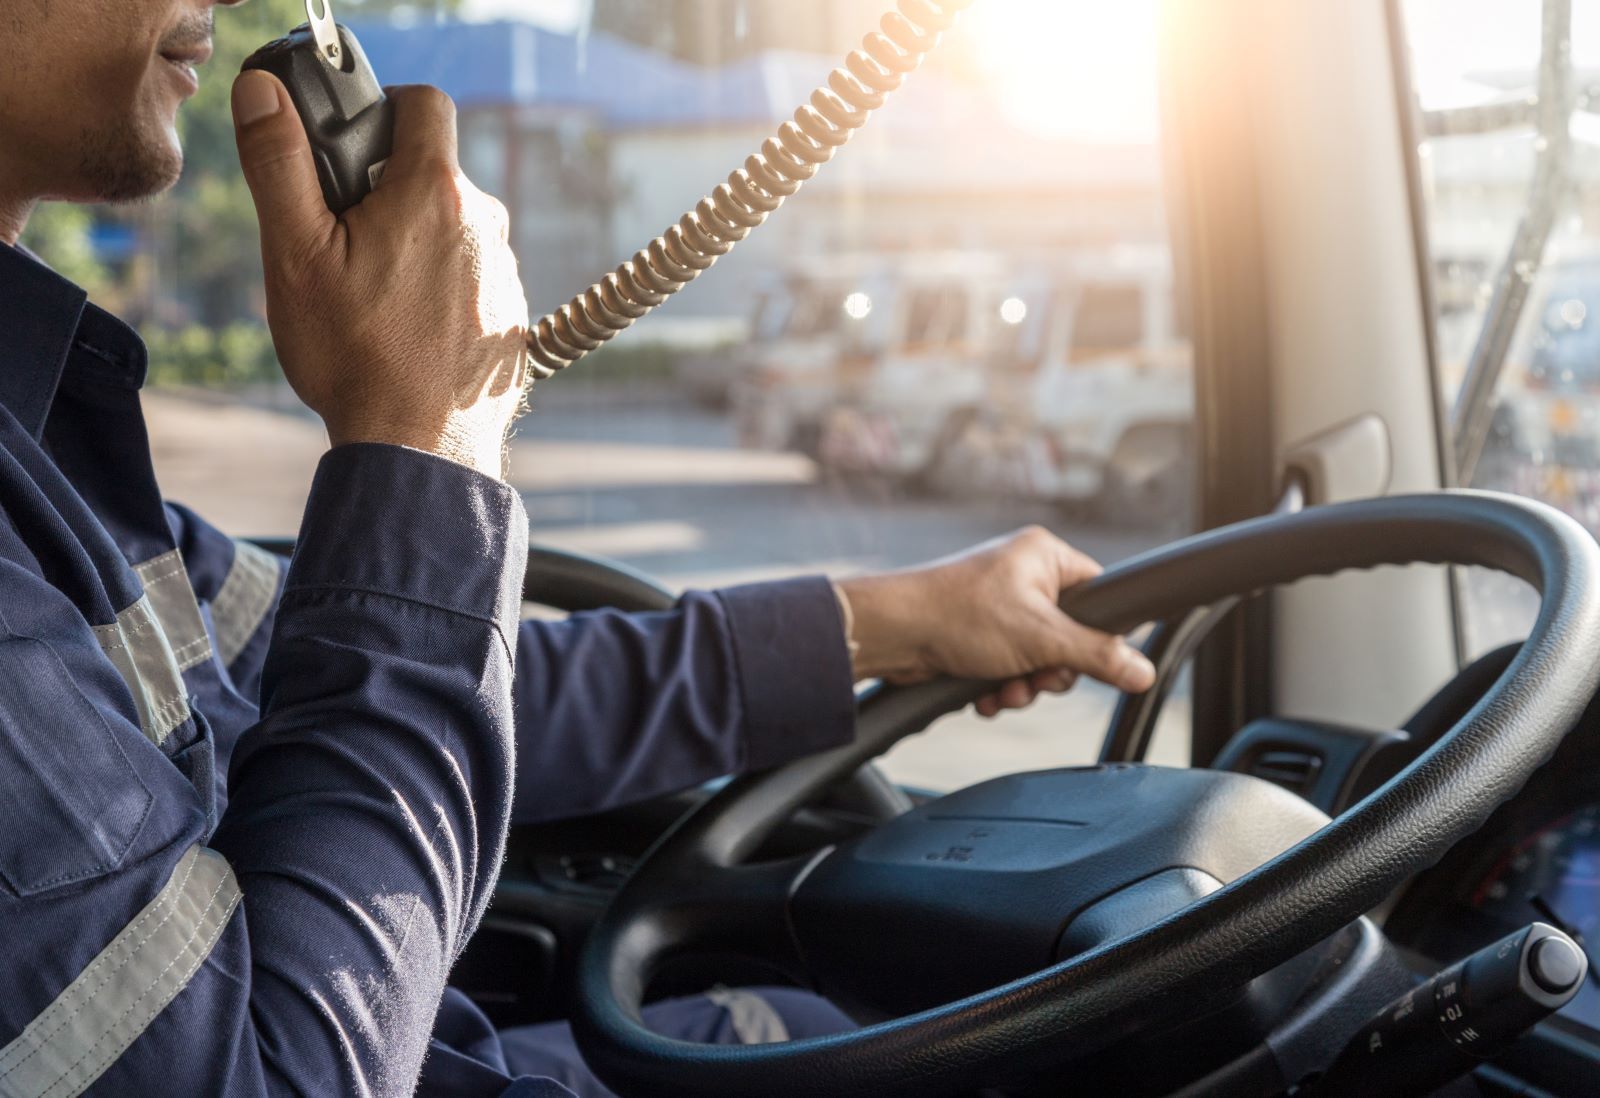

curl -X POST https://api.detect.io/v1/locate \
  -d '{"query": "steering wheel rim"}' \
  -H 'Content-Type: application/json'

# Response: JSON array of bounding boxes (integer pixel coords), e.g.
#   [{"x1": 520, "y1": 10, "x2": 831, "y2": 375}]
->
[{"x1": 574, "y1": 490, "x2": 1600, "y2": 1097}]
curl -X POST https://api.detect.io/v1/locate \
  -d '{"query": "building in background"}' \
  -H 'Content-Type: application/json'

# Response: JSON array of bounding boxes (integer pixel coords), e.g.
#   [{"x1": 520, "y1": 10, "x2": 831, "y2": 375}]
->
[
  {"x1": 353, "y1": 17, "x2": 1165, "y2": 345},
  {"x1": 591, "y1": 0, "x2": 917, "y2": 65}
]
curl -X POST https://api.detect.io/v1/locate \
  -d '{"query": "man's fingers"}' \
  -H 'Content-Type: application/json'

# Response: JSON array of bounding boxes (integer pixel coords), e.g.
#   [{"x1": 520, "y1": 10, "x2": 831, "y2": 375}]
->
[
  {"x1": 978, "y1": 680, "x2": 1035, "y2": 717},
  {"x1": 1048, "y1": 619, "x2": 1157, "y2": 694},
  {"x1": 976, "y1": 668, "x2": 1081, "y2": 718},
  {"x1": 1046, "y1": 531, "x2": 1105, "y2": 588},
  {"x1": 232, "y1": 71, "x2": 336, "y2": 261},
  {"x1": 999, "y1": 679, "x2": 1033, "y2": 710},
  {"x1": 1030, "y1": 668, "x2": 1078, "y2": 694},
  {"x1": 386, "y1": 85, "x2": 460, "y2": 174}
]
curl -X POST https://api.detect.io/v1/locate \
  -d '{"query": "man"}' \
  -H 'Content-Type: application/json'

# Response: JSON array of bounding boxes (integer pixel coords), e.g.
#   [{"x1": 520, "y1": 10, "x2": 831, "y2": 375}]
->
[{"x1": 0, "y1": 1, "x2": 1158, "y2": 1095}]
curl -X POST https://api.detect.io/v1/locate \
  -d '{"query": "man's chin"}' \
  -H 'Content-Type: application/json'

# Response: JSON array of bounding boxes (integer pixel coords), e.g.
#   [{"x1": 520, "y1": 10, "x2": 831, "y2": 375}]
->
[{"x1": 74, "y1": 126, "x2": 185, "y2": 204}]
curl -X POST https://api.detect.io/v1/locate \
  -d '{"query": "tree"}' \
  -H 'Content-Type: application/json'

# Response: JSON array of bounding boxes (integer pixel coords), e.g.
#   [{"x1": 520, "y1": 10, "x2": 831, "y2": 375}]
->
[
  {"x1": 38, "y1": 0, "x2": 464, "y2": 331},
  {"x1": 18, "y1": 204, "x2": 110, "y2": 298}
]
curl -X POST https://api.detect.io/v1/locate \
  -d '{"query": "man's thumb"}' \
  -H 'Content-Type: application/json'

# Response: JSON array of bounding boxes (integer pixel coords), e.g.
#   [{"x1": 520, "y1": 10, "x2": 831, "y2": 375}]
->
[{"x1": 232, "y1": 71, "x2": 335, "y2": 260}]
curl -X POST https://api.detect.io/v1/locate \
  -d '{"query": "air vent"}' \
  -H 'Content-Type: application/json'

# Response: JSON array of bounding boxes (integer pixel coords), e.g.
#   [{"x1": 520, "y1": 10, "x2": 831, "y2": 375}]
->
[{"x1": 1249, "y1": 749, "x2": 1324, "y2": 796}]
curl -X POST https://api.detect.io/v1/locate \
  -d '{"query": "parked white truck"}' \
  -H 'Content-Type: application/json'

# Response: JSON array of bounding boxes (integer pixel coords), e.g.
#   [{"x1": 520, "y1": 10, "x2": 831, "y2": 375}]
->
[{"x1": 814, "y1": 248, "x2": 1193, "y2": 525}]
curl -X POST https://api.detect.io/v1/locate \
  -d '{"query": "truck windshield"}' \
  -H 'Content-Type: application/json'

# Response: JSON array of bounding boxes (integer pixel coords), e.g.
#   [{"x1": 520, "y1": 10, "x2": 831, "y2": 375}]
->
[
  {"x1": 1401, "y1": 0, "x2": 1600, "y2": 653},
  {"x1": 20, "y1": 0, "x2": 1194, "y2": 790}
]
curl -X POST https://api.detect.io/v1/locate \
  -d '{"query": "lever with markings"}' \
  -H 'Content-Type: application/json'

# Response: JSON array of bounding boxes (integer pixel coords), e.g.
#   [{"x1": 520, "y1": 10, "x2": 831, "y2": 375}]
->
[
  {"x1": 240, "y1": 0, "x2": 394, "y2": 216},
  {"x1": 1301, "y1": 922, "x2": 1587, "y2": 1096}
]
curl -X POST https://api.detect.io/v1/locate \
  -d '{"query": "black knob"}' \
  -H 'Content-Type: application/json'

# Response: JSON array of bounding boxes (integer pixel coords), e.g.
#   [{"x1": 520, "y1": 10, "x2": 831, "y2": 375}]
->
[{"x1": 1528, "y1": 935, "x2": 1585, "y2": 994}]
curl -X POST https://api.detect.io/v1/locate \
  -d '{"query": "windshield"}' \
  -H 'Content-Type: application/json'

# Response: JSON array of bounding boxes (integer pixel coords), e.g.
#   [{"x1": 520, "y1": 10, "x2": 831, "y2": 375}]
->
[
  {"x1": 1069, "y1": 283, "x2": 1145, "y2": 362},
  {"x1": 1401, "y1": 0, "x2": 1600, "y2": 656},
  {"x1": 20, "y1": 0, "x2": 1194, "y2": 790}
]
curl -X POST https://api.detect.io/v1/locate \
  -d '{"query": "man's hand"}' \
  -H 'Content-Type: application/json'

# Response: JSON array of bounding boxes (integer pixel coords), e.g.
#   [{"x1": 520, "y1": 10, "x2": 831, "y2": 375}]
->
[
  {"x1": 837, "y1": 527, "x2": 1157, "y2": 717},
  {"x1": 231, "y1": 72, "x2": 529, "y2": 479}
]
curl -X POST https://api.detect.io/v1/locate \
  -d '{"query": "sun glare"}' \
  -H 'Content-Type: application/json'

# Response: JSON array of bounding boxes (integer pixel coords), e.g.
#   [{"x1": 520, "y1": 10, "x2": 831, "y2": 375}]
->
[{"x1": 963, "y1": 0, "x2": 1162, "y2": 143}]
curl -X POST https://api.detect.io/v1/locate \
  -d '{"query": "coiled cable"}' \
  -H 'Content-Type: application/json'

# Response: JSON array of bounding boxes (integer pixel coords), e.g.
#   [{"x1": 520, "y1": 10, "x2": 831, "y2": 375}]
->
[{"x1": 525, "y1": 0, "x2": 976, "y2": 378}]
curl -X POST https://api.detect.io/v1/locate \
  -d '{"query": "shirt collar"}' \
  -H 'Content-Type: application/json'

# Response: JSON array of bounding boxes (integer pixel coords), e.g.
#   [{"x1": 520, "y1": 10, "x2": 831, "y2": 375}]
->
[{"x1": 0, "y1": 241, "x2": 148, "y2": 441}]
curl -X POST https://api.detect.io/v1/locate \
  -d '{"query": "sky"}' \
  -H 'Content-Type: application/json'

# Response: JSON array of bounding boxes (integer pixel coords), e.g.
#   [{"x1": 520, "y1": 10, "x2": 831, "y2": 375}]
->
[
  {"x1": 450, "y1": 0, "x2": 1597, "y2": 140},
  {"x1": 454, "y1": 0, "x2": 1163, "y2": 142}
]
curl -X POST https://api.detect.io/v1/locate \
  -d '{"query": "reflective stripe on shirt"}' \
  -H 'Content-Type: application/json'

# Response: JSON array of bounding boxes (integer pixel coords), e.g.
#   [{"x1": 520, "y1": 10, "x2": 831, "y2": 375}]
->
[
  {"x1": 132, "y1": 549, "x2": 212, "y2": 672},
  {"x1": 704, "y1": 987, "x2": 790, "y2": 1044},
  {"x1": 210, "y1": 540, "x2": 281, "y2": 668},
  {"x1": 91, "y1": 595, "x2": 190, "y2": 745},
  {"x1": 0, "y1": 846, "x2": 241, "y2": 1098}
]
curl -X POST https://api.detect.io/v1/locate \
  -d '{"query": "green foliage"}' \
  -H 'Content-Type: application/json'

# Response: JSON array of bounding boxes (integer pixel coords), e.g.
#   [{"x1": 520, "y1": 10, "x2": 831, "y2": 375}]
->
[
  {"x1": 161, "y1": 0, "x2": 305, "y2": 325},
  {"x1": 29, "y1": 1, "x2": 462, "y2": 385},
  {"x1": 142, "y1": 323, "x2": 281, "y2": 388},
  {"x1": 18, "y1": 204, "x2": 110, "y2": 299},
  {"x1": 165, "y1": 0, "x2": 468, "y2": 321}
]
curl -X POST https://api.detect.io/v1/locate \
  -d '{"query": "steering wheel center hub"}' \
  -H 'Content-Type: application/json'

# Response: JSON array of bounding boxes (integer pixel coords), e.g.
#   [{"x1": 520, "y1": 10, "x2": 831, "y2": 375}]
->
[{"x1": 792, "y1": 764, "x2": 1330, "y2": 1016}]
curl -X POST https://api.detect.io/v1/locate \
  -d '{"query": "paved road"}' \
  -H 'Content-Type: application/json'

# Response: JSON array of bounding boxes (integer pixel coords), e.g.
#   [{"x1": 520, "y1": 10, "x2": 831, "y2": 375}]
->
[{"x1": 144, "y1": 383, "x2": 1190, "y2": 789}]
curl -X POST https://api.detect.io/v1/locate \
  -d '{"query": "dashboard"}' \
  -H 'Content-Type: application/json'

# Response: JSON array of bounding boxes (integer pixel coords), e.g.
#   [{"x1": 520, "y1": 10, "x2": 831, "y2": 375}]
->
[
  {"x1": 1384, "y1": 665, "x2": 1600, "y2": 1072},
  {"x1": 1392, "y1": 798, "x2": 1600, "y2": 1035}
]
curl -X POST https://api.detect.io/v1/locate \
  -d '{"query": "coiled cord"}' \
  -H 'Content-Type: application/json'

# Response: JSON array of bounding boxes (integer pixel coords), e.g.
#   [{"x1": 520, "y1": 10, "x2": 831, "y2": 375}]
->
[{"x1": 525, "y1": 0, "x2": 976, "y2": 378}]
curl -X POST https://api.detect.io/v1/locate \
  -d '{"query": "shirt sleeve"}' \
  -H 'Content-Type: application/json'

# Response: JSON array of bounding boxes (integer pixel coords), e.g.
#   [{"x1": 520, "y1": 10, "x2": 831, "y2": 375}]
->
[
  {"x1": 163, "y1": 500, "x2": 287, "y2": 703},
  {"x1": 0, "y1": 443, "x2": 526, "y2": 1098},
  {"x1": 511, "y1": 575, "x2": 858, "y2": 823},
  {"x1": 209, "y1": 443, "x2": 526, "y2": 1094}
]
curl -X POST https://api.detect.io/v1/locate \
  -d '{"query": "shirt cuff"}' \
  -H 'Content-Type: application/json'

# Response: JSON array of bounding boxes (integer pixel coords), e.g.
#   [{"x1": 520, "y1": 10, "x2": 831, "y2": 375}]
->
[
  {"x1": 714, "y1": 576, "x2": 857, "y2": 771},
  {"x1": 286, "y1": 443, "x2": 528, "y2": 640}
]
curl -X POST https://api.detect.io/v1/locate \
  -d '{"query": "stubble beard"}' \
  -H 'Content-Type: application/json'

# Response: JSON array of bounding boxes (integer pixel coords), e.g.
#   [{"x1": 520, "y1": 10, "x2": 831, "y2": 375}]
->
[{"x1": 72, "y1": 118, "x2": 183, "y2": 204}]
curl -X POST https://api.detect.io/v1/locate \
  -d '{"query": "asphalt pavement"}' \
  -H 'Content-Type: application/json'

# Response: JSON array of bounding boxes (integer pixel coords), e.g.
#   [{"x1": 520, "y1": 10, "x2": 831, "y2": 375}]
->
[{"x1": 144, "y1": 382, "x2": 1191, "y2": 789}]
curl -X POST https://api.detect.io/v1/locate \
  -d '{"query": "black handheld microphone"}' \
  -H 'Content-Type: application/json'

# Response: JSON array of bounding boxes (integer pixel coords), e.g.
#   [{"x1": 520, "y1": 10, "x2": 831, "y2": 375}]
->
[{"x1": 240, "y1": 2, "x2": 393, "y2": 215}]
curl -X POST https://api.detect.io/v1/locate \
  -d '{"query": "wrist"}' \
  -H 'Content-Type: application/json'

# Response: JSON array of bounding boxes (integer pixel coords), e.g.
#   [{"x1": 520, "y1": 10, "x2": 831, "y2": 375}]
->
[
  {"x1": 835, "y1": 572, "x2": 935, "y2": 682},
  {"x1": 327, "y1": 411, "x2": 507, "y2": 480}
]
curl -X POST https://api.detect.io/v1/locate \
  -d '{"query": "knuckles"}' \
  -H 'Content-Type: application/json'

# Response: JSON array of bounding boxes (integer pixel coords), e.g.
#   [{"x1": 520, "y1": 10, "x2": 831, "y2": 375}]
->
[
  {"x1": 402, "y1": 83, "x2": 456, "y2": 117},
  {"x1": 409, "y1": 157, "x2": 468, "y2": 225}
]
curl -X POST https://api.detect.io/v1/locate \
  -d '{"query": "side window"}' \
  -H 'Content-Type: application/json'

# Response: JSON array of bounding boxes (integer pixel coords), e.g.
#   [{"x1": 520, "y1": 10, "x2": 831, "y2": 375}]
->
[
  {"x1": 24, "y1": 0, "x2": 1194, "y2": 789},
  {"x1": 1401, "y1": 0, "x2": 1600, "y2": 656}
]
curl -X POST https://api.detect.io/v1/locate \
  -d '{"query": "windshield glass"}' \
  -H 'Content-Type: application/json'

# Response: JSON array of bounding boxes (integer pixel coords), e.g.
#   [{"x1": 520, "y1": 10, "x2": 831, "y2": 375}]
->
[
  {"x1": 21, "y1": 0, "x2": 1194, "y2": 789},
  {"x1": 1402, "y1": 0, "x2": 1600, "y2": 656}
]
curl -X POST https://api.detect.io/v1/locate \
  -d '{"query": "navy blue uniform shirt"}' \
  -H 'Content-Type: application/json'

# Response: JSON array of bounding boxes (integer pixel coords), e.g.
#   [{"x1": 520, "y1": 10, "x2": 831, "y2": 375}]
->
[{"x1": 0, "y1": 242, "x2": 856, "y2": 1096}]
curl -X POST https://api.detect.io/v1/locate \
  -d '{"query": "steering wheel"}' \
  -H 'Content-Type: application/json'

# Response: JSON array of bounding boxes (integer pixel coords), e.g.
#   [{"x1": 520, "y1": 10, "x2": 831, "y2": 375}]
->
[{"x1": 570, "y1": 491, "x2": 1600, "y2": 1097}]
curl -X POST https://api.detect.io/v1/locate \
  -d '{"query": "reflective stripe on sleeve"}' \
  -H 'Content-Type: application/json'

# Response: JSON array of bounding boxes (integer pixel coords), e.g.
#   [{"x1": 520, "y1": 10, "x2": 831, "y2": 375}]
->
[
  {"x1": 0, "y1": 846, "x2": 242, "y2": 1098},
  {"x1": 92, "y1": 596, "x2": 190, "y2": 746},
  {"x1": 132, "y1": 550, "x2": 212, "y2": 673},
  {"x1": 705, "y1": 987, "x2": 790, "y2": 1044},
  {"x1": 210, "y1": 540, "x2": 281, "y2": 669}
]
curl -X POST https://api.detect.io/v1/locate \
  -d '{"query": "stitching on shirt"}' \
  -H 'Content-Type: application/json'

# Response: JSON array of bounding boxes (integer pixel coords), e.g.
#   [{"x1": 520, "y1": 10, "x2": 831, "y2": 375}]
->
[
  {"x1": 133, "y1": 556, "x2": 214, "y2": 671},
  {"x1": 212, "y1": 542, "x2": 280, "y2": 667},
  {"x1": 0, "y1": 851, "x2": 201, "y2": 1081},
  {"x1": 71, "y1": 339, "x2": 123, "y2": 368},
  {"x1": 279, "y1": 585, "x2": 518, "y2": 659},
  {"x1": 92, "y1": 607, "x2": 160, "y2": 652},
  {"x1": 167, "y1": 633, "x2": 210, "y2": 658},
  {"x1": 147, "y1": 695, "x2": 190, "y2": 727},
  {"x1": 132, "y1": 562, "x2": 186, "y2": 588},
  {"x1": 169, "y1": 636, "x2": 210, "y2": 662},
  {"x1": 35, "y1": 867, "x2": 237, "y2": 1098}
]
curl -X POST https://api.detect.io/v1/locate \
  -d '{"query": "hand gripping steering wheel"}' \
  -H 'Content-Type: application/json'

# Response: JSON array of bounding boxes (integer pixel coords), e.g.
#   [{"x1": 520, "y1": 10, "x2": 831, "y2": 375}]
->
[{"x1": 572, "y1": 492, "x2": 1600, "y2": 1097}]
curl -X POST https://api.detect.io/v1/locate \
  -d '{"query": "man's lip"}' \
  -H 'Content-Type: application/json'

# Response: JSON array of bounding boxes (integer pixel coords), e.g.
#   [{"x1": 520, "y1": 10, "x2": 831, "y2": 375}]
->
[{"x1": 159, "y1": 40, "x2": 214, "y2": 66}]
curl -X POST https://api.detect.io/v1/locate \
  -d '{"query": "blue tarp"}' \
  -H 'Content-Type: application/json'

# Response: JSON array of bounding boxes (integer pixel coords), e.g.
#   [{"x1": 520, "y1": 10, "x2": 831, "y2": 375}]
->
[
  {"x1": 351, "y1": 21, "x2": 794, "y2": 126},
  {"x1": 349, "y1": 20, "x2": 994, "y2": 133}
]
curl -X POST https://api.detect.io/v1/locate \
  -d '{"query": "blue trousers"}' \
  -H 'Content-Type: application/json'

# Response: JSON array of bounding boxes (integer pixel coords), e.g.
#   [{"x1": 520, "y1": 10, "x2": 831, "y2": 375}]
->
[{"x1": 429, "y1": 986, "x2": 857, "y2": 1097}]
